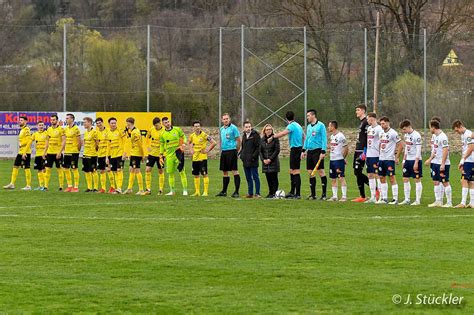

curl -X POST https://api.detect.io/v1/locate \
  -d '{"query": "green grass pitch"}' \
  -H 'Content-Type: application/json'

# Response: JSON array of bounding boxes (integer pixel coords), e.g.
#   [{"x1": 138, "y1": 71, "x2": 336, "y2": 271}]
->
[{"x1": 1, "y1": 156, "x2": 473, "y2": 313}]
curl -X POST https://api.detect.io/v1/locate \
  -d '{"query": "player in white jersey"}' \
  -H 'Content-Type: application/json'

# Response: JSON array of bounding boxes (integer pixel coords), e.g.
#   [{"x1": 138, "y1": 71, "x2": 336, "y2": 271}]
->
[
  {"x1": 424, "y1": 119, "x2": 452, "y2": 207},
  {"x1": 399, "y1": 120, "x2": 423, "y2": 205},
  {"x1": 365, "y1": 112, "x2": 383, "y2": 203},
  {"x1": 376, "y1": 117, "x2": 402, "y2": 204},
  {"x1": 327, "y1": 121, "x2": 348, "y2": 202},
  {"x1": 426, "y1": 117, "x2": 444, "y2": 202},
  {"x1": 452, "y1": 120, "x2": 474, "y2": 208}
]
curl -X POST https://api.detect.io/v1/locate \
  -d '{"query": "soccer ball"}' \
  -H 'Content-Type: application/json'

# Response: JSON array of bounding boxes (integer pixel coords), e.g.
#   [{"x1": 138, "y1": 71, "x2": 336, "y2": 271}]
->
[{"x1": 275, "y1": 190, "x2": 285, "y2": 199}]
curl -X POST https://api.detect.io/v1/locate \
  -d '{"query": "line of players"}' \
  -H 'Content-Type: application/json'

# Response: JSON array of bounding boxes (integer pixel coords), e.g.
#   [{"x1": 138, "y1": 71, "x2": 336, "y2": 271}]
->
[
  {"x1": 3, "y1": 113, "x2": 216, "y2": 196},
  {"x1": 3, "y1": 107, "x2": 474, "y2": 207}
]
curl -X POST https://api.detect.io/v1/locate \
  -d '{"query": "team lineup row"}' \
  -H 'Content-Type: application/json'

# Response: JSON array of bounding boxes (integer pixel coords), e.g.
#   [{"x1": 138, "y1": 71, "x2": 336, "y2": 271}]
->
[{"x1": 3, "y1": 105, "x2": 474, "y2": 207}]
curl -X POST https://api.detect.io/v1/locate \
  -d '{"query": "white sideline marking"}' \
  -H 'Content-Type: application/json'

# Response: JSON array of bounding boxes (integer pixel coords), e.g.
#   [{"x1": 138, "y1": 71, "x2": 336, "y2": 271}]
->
[
  {"x1": 0, "y1": 213, "x2": 473, "y2": 222},
  {"x1": 0, "y1": 200, "x2": 174, "y2": 210}
]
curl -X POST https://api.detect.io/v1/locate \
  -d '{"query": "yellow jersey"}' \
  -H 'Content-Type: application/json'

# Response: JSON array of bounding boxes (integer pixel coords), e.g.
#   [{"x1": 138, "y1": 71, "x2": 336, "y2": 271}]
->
[
  {"x1": 18, "y1": 126, "x2": 32, "y2": 155},
  {"x1": 145, "y1": 126, "x2": 164, "y2": 157},
  {"x1": 46, "y1": 126, "x2": 65, "y2": 155},
  {"x1": 96, "y1": 127, "x2": 110, "y2": 158},
  {"x1": 189, "y1": 131, "x2": 212, "y2": 161},
  {"x1": 129, "y1": 127, "x2": 144, "y2": 157},
  {"x1": 64, "y1": 124, "x2": 81, "y2": 154},
  {"x1": 107, "y1": 128, "x2": 125, "y2": 158},
  {"x1": 31, "y1": 130, "x2": 47, "y2": 155},
  {"x1": 83, "y1": 128, "x2": 98, "y2": 157}
]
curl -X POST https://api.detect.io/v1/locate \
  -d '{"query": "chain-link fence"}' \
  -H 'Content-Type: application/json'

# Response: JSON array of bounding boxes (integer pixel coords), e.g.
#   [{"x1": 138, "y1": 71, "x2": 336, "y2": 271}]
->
[{"x1": 0, "y1": 22, "x2": 472, "y2": 129}]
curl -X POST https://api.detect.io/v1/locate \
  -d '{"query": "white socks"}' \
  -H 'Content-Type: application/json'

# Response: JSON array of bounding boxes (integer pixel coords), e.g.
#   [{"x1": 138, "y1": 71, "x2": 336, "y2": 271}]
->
[
  {"x1": 434, "y1": 185, "x2": 442, "y2": 202},
  {"x1": 461, "y1": 187, "x2": 469, "y2": 205},
  {"x1": 403, "y1": 182, "x2": 411, "y2": 201},
  {"x1": 392, "y1": 184, "x2": 398, "y2": 201},
  {"x1": 381, "y1": 183, "x2": 388, "y2": 200},
  {"x1": 341, "y1": 186, "x2": 347, "y2": 199},
  {"x1": 444, "y1": 185, "x2": 452, "y2": 204},
  {"x1": 369, "y1": 178, "x2": 376, "y2": 199},
  {"x1": 332, "y1": 186, "x2": 338, "y2": 199},
  {"x1": 415, "y1": 182, "x2": 422, "y2": 203}
]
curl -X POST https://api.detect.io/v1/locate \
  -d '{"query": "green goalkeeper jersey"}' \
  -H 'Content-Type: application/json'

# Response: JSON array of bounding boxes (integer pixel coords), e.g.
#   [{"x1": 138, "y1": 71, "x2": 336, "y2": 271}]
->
[{"x1": 160, "y1": 126, "x2": 186, "y2": 157}]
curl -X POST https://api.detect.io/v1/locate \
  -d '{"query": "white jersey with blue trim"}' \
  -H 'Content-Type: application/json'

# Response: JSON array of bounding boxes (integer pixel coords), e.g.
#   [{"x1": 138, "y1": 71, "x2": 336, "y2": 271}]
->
[
  {"x1": 404, "y1": 130, "x2": 422, "y2": 161},
  {"x1": 379, "y1": 128, "x2": 401, "y2": 161},
  {"x1": 432, "y1": 131, "x2": 450, "y2": 165},
  {"x1": 461, "y1": 129, "x2": 474, "y2": 163},
  {"x1": 367, "y1": 124, "x2": 383, "y2": 158}
]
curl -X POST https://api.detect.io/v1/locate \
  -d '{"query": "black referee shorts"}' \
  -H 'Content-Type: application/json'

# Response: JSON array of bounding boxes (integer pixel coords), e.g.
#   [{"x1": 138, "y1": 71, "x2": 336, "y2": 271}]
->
[
  {"x1": 306, "y1": 149, "x2": 325, "y2": 170},
  {"x1": 219, "y1": 150, "x2": 238, "y2": 172},
  {"x1": 289, "y1": 147, "x2": 302, "y2": 170}
]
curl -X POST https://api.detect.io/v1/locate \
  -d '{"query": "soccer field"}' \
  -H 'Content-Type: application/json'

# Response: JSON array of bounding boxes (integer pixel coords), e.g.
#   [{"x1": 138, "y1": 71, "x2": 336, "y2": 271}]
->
[{"x1": 1, "y1": 157, "x2": 473, "y2": 313}]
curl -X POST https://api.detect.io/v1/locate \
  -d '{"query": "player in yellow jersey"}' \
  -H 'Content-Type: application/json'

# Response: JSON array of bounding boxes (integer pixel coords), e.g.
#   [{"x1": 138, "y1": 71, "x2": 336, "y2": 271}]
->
[
  {"x1": 188, "y1": 120, "x2": 217, "y2": 196},
  {"x1": 4, "y1": 116, "x2": 32, "y2": 190},
  {"x1": 42, "y1": 114, "x2": 66, "y2": 191},
  {"x1": 123, "y1": 117, "x2": 145, "y2": 195},
  {"x1": 82, "y1": 117, "x2": 99, "y2": 192},
  {"x1": 31, "y1": 121, "x2": 48, "y2": 190},
  {"x1": 63, "y1": 113, "x2": 81, "y2": 192},
  {"x1": 95, "y1": 117, "x2": 113, "y2": 193},
  {"x1": 142, "y1": 117, "x2": 165, "y2": 195},
  {"x1": 106, "y1": 117, "x2": 125, "y2": 194}
]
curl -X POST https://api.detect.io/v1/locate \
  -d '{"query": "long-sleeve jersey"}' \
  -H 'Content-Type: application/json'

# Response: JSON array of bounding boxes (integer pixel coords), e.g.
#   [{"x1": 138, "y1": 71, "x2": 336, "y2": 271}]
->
[{"x1": 355, "y1": 117, "x2": 368, "y2": 152}]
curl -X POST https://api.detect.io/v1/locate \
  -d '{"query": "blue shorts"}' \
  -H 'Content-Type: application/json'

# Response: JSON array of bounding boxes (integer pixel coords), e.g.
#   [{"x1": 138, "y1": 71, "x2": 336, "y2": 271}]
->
[
  {"x1": 329, "y1": 160, "x2": 345, "y2": 179},
  {"x1": 431, "y1": 164, "x2": 450, "y2": 182},
  {"x1": 366, "y1": 157, "x2": 379, "y2": 174},
  {"x1": 462, "y1": 162, "x2": 474, "y2": 181},
  {"x1": 403, "y1": 160, "x2": 423, "y2": 179},
  {"x1": 378, "y1": 160, "x2": 395, "y2": 177}
]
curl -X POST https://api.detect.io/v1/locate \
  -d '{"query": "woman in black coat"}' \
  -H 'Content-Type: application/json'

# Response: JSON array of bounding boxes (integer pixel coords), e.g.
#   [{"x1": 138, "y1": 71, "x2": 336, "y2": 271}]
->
[{"x1": 260, "y1": 124, "x2": 280, "y2": 198}]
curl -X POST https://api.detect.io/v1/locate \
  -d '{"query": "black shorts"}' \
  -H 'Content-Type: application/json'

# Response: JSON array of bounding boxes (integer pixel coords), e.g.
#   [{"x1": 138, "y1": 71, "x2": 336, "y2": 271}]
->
[
  {"x1": 289, "y1": 147, "x2": 302, "y2": 170},
  {"x1": 109, "y1": 157, "x2": 124, "y2": 172},
  {"x1": 62, "y1": 153, "x2": 80, "y2": 169},
  {"x1": 97, "y1": 157, "x2": 107, "y2": 171},
  {"x1": 192, "y1": 160, "x2": 208, "y2": 176},
  {"x1": 45, "y1": 153, "x2": 62, "y2": 168},
  {"x1": 306, "y1": 149, "x2": 325, "y2": 170},
  {"x1": 82, "y1": 156, "x2": 98, "y2": 172},
  {"x1": 220, "y1": 150, "x2": 238, "y2": 172},
  {"x1": 146, "y1": 155, "x2": 164, "y2": 169},
  {"x1": 130, "y1": 156, "x2": 142, "y2": 169},
  {"x1": 14, "y1": 154, "x2": 31, "y2": 169},
  {"x1": 353, "y1": 152, "x2": 366, "y2": 173},
  {"x1": 33, "y1": 156, "x2": 45, "y2": 170}
]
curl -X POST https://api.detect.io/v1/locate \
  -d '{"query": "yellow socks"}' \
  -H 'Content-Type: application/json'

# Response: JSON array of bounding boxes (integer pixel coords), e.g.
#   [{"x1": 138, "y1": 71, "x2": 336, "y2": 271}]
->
[
  {"x1": 58, "y1": 168, "x2": 64, "y2": 189},
  {"x1": 127, "y1": 172, "x2": 135, "y2": 190},
  {"x1": 159, "y1": 172, "x2": 165, "y2": 192},
  {"x1": 203, "y1": 176, "x2": 209, "y2": 195},
  {"x1": 38, "y1": 171, "x2": 45, "y2": 187},
  {"x1": 65, "y1": 169, "x2": 72, "y2": 187},
  {"x1": 145, "y1": 171, "x2": 152, "y2": 191},
  {"x1": 93, "y1": 171, "x2": 99, "y2": 190},
  {"x1": 169, "y1": 174, "x2": 175, "y2": 192},
  {"x1": 44, "y1": 168, "x2": 52, "y2": 188},
  {"x1": 194, "y1": 177, "x2": 201, "y2": 195},
  {"x1": 180, "y1": 170, "x2": 188, "y2": 190},
  {"x1": 85, "y1": 172, "x2": 93, "y2": 190},
  {"x1": 10, "y1": 167, "x2": 19, "y2": 185},
  {"x1": 115, "y1": 171, "x2": 123, "y2": 190},
  {"x1": 108, "y1": 172, "x2": 115, "y2": 189},
  {"x1": 136, "y1": 172, "x2": 144, "y2": 191},
  {"x1": 100, "y1": 173, "x2": 107, "y2": 190},
  {"x1": 25, "y1": 168, "x2": 31, "y2": 187},
  {"x1": 73, "y1": 169, "x2": 79, "y2": 188}
]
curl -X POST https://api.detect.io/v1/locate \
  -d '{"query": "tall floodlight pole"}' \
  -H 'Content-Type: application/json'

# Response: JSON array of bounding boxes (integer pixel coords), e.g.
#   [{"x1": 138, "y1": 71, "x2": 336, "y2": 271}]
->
[
  {"x1": 423, "y1": 28, "x2": 428, "y2": 151},
  {"x1": 364, "y1": 27, "x2": 368, "y2": 106},
  {"x1": 303, "y1": 26, "x2": 308, "y2": 129},
  {"x1": 241, "y1": 25, "x2": 245, "y2": 126},
  {"x1": 147, "y1": 25, "x2": 151, "y2": 112},
  {"x1": 63, "y1": 23, "x2": 67, "y2": 112},
  {"x1": 373, "y1": 11, "x2": 380, "y2": 113},
  {"x1": 219, "y1": 27, "x2": 223, "y2": 127}
]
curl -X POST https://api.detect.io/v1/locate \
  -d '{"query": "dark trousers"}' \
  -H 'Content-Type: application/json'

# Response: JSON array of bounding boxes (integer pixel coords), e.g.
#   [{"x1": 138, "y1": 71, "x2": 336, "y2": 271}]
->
[
  {"x1": 265, "y1": 172, "x2": 279, "y2": 196},
  {"x1": 244, "y1": 167, "x2": 260, "y2": 195}
]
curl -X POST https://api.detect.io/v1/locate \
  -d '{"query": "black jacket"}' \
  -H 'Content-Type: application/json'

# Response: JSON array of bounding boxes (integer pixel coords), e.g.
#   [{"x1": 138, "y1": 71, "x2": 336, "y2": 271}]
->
[
  {"x1": 260, "y1": 134, "x2": 280, "y2": 173},
  {"x1": 240, "y1": 129, "x2": 261, "y2": 168}
]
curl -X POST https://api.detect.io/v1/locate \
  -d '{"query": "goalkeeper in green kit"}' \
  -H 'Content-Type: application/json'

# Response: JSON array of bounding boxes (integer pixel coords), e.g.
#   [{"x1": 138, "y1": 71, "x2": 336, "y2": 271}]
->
[{"x1": 159, "y1": 117, "x2": 188, "y2": 196}]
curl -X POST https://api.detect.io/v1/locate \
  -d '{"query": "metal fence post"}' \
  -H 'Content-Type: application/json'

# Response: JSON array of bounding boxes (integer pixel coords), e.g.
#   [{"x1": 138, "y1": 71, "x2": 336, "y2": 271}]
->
[
  {"x1": 219, "y1": 27, "x2": 223, "y2": 128},
  {"x1": 303, "y1": 26, "x2": 307, "y2": 129},
  {"x1": 241, "y1": 25, "x2": 245, "y2": 127},
  {"x1": 147, "y1": 25, "x2": 151, "y2": 112},
  {"x1": 63, "y1": 23, "x2": 67, "y2": 112},
  {"x1": 423, "y1": 28, "x2": 428, "y2": 151}
]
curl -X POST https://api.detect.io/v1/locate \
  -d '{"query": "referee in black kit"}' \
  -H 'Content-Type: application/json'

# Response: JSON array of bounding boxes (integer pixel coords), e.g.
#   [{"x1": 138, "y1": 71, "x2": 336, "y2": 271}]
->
[{"x1": 352, "y1": 104, "x2": 369, "y2": 202}]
